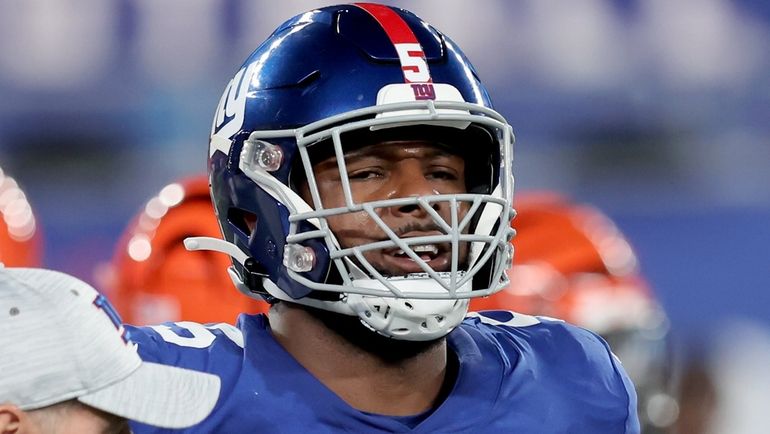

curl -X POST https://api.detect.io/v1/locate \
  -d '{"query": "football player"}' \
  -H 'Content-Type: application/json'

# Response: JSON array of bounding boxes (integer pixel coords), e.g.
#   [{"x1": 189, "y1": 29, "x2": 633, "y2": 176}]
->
[
  {"x1": 126, "y1": 4, "x2": 640, "y2": 432},
  {"x1": 102, "y1": 176, "x2": 268, "y2": 324},
  {"x1": 471, "y1": 192, "x2": 678, "y2": 433}
]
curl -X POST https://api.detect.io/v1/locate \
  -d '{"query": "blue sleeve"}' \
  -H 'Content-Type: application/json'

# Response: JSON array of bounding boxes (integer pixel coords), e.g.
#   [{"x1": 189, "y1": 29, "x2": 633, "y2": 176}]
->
[
  {"x1": 612, "y1": 344, "x2": 641, "y2": 434},
  {"x1": 587, "y1": 326, "x2": 641, "y2": 434},
  {"x1": 533, "y1": 316, "x2": 641, "y2": 434}
]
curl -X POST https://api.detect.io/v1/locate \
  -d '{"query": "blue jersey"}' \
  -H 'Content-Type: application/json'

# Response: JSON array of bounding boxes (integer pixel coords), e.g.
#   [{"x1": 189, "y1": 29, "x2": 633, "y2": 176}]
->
[{"x1": 126, "y1": 310, "x2": 639, "y2": 433}]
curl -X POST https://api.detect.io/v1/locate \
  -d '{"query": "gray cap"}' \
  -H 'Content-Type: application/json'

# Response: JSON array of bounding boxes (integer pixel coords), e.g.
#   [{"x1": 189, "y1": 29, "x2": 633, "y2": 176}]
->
[{"x1": 0, "y1": 266, "x2": 221, "y2": 428}]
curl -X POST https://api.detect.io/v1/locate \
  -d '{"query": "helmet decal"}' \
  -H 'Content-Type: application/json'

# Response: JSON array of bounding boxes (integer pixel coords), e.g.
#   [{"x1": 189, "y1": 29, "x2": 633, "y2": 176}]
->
[
  {"x1": 210, "y1": 61, "x2": 258, "y2": 156},
  {"x1": 355, "y1": 3, "x2": 433, "y2": 86}
]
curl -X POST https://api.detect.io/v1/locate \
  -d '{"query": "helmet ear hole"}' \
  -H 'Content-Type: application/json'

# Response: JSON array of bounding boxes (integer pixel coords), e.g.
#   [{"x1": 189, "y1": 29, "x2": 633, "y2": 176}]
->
[{"x1": 228, "y1": 208, "x2": 257, "y2": 238}]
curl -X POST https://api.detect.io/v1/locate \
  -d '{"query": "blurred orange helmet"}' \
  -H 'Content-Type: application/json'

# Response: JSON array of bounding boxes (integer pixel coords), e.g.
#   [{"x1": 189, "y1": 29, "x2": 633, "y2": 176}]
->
[
  {"x1": 470, "y1": 191, "x2": 659, "y2": 333},
  {"x1": 104, "y1": 176, "x2": 268, "y2": 324},
  {"x1": 0, "y1": 168, "x2": 42, "y2": 267}
]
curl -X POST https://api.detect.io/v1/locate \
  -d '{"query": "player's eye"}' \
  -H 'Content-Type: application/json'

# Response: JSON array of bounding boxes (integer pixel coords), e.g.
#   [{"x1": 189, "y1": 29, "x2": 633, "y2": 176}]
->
[
  {"x1": 348, "y1": 169, "x2": 384, "y2": 180},
  {"x1": 427, "y1": 168, "x2": 459, "y2": 181}
]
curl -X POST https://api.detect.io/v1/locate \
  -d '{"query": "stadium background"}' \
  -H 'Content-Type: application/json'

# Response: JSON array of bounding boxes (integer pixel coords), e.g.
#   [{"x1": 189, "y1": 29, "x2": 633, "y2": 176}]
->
[{"x1": 1, "y1": 0, "x2": 768, "y2": 367}]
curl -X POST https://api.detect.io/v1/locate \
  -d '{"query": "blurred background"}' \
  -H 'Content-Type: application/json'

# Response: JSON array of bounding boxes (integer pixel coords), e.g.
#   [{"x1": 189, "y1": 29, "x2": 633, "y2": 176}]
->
[{"x1": 0, "y1": 0, "x2": 768, "y2": 431}]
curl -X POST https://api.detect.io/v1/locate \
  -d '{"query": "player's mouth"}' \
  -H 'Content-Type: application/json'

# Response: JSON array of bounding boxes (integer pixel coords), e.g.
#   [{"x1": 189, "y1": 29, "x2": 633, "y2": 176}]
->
[{"x1": 381, "y1": 242, "x2": 452, "y2": 274}]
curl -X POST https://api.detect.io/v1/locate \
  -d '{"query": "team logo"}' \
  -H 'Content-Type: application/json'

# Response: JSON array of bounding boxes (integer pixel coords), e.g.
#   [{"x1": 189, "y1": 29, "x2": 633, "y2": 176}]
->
[
  {"x1": 394, "y1": 43, "x2": 436, "y2": 101},
  {"x1": 210, "y1": 61, "x2": 258, "y2": 156},
  {"x1": 355, "y1": 4, "x2": 441, "y2": 103},
  {"x1": 410, "y1": 83, "x2": 436, "y2": 100}
]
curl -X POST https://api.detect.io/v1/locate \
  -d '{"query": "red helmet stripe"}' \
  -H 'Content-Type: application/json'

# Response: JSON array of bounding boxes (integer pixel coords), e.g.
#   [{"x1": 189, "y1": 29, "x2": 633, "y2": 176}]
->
[
  {"x1": 354, "y1": 2, "x2": 418, "y2": 44},
  {"x1": 354, "y1": 3, "x2": 432, "y2": 84}
]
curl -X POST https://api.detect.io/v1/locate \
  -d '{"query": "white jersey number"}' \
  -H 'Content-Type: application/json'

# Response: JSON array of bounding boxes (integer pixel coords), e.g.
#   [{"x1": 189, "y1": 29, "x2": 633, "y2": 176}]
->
[
  {"x1": 467, "y1": 310, "x2": 542, "y2": 327},
  {"x1": 150, "y1": 321, "x2": 244, "y2": 348}
]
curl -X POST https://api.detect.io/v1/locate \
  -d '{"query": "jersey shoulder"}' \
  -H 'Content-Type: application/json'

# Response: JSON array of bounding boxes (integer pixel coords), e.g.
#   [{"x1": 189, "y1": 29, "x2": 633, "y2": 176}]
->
[
  {"x1": 124, "y1": 314, "x2": 264, "y2": 369},
  {"x1": 459, "y1": 310, "x2": 640, "y2": 433},
  {"x1": 463, "y1": 309, "x2": 617, "y2": 364},
  {"x1": 464, "y1": 310, "x2": 639, "y2": 429}
]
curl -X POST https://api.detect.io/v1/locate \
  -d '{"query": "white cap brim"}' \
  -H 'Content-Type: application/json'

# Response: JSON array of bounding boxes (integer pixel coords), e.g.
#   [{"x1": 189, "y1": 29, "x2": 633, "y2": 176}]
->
[{"x1": 78, "y1": 361, "x2": 220, "y2": 429}]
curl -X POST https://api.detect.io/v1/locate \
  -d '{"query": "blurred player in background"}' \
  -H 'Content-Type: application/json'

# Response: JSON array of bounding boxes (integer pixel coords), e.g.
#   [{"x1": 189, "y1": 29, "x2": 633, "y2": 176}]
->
[
  {"x1": 125, "y1": 4, "x2": 639, "y2": 432},
  {"x1": 471, "y1": 192, "x2": 678, "y2": 433},
  {"x1": 0, "y1": 167, "x2": 42, "y2": 267},
  {"x1": 101, "y1": 176, "x2": 268, "y2": 324}
]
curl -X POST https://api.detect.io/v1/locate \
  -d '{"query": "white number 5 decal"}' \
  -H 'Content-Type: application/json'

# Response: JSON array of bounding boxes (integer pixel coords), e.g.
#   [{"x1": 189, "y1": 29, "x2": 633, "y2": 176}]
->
[{"x1": 394, "y1": 43, "x2": 431, "y2": 83}]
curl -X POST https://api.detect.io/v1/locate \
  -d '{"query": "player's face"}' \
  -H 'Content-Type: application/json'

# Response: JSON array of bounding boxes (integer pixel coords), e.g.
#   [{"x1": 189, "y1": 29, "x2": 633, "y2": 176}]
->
[{"x1": 303, "y1": 140, "x2": 469, "y2": 277}]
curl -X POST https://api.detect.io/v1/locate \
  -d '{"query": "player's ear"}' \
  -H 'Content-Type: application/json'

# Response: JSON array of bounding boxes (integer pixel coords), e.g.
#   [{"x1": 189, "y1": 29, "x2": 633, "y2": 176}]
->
[{"x1": 0, "y1": 404, "x2": 23, "y2": 434}]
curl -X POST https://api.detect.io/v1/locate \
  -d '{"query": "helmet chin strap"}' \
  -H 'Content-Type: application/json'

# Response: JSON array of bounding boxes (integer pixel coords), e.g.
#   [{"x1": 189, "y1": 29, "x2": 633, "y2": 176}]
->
[
  {"x1": 260, "y1": 278, "x2": 470, "y2": 342},
  {"x1": 345, "y1": 277, "x2": 472, "y2": 341},
  {"x1": 185, "y1": 236, "x2": 470, "y2": 341}
]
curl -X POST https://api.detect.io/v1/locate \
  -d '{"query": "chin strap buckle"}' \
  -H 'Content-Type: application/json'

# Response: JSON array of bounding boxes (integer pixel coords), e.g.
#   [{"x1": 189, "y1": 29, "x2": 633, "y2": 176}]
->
[{"x1": 185, "y1": 236, "x2": 271, "y2": 300}]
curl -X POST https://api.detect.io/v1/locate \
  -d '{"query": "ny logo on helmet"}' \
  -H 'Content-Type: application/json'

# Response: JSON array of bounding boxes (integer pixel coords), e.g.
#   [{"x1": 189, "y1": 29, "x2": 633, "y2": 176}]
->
[
  {"x1": 211, "y1": 62, "x2": 258, "y2": 143},
  {"x1": 410, "y1": 83, "x2": 436, "y2": 100}
]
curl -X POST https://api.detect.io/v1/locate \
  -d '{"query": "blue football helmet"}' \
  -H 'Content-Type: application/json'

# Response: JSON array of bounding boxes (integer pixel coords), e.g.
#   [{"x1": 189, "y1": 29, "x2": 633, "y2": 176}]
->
[{"x1": 188, "y1": 3, "x2": 515, "y2": 341}]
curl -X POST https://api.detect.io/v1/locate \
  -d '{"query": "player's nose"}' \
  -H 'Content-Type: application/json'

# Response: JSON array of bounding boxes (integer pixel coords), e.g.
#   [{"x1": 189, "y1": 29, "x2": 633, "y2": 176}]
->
[{"x1": 388, "y1": 161, "x2": 443, "y2": 217}]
